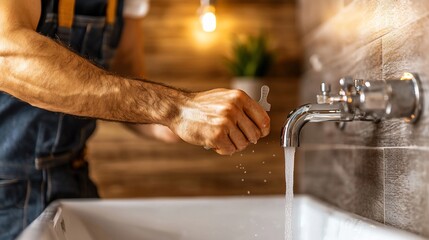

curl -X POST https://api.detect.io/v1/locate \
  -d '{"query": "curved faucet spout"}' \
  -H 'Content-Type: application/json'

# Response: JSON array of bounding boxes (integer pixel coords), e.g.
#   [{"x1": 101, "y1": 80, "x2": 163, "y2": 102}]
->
[{"x1": 281, "y1": 103, "x2": 351, "y2": 147}]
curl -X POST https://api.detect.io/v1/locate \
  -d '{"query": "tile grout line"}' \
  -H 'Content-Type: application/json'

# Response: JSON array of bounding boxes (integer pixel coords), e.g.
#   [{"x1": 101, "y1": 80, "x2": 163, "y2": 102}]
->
[
  {"x1": 383, "y1": 147, "x2": 386, "y2": 224},
  {"x1": 381, "y1": 34, "x2": 386, "y2": 225},
  {"x1": 301, "y1": 144, "x2": 429, "y2": 151},
  {"x1": 381, "y1": 22, "x2": 385, "y2": 80}
]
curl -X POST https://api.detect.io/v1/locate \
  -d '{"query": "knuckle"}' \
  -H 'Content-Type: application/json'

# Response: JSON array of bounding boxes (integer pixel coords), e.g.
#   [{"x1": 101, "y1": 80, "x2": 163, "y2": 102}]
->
[
  {"x1": 213, "y1": 129, "x2": 225, "y2": 142},
  {"x1": 247, "y1": 135, "x2": 256, "y2": 144},
  {"x1": 238, "y1": 141, "x2": 249, "y2": 151},
  {"x1": 264, "y1": 116, "x2": 271, "y2": 126},
  {"x1": 212, "y1": 125, "x2": 231, "y2": 143},
  {"x1": 263, "y1": 115, "x2": 271, "y2": 126},
  {"x1": 217, "y1": 118, "x2": 234, "y2": 130},
  {"x1": 255, "y1": 129, "x2": 262, "y2": 139},
  {"x1": 227, "y1": 146, "x2": 237, "y2": 154},
  {"x1": 248, "y1": 130, "x2": 261, "y2": 143},
  {"x1": 261, "y1": 116, "x2": 271, "y2": 136},
  {"x1": 217, "y1": 146, "x2": 236, "y2": 156},
  {"x1": 231, "y1": 90, "x2": 248, "y2": 104},
  {"x1": 219, "y1": 150, "x2": 233, "y2": 156},
  {"x1": 232, "y1": 89, "x2": 246, "y2": 99},
  {"x1": 220, "y1": 103, "x2": 238, "y2": 116},
  {"x1": 219, "y1": 118, "x2": 230, "y2": 126}
]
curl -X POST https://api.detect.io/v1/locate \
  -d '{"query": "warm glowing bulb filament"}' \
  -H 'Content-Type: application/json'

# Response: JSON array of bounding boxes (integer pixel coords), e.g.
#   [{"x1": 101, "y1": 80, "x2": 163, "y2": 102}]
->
[{"x1": 201, "y1": 11, "x2": 216, "y2": 32}]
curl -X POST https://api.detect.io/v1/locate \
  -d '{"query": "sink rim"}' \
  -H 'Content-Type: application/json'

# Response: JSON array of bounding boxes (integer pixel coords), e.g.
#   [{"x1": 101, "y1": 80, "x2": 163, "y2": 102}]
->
[{"x1": 18, "y1": 194, "x2": 428, "y2": 240}]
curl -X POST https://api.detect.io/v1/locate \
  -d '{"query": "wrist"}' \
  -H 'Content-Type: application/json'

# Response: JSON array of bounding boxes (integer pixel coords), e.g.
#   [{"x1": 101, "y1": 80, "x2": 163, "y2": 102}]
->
[
  {"x1": 164, "y1": 90, "x2": 194, "y2": 130},
  {"x1": 127, "y1": 78, "x2": 193, "y2": 127}
]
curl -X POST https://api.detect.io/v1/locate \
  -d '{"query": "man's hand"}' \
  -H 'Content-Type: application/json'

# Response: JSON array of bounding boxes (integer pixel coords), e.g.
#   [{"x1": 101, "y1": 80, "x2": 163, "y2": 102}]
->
[{"x1": 170, "y1": 89, "x2": 270, "y2": 155}]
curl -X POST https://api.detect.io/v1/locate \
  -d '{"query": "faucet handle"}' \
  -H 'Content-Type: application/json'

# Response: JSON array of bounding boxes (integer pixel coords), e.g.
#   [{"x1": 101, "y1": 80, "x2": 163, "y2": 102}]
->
[
  {"x1": 354, "y1": 79, "x2": 366, "y2": 92},
  {"x1": 339, "y1": 77, "x2": 355, "y2": 93},
  {"x1": 320, "y1": 83, "x2": 331, "y2": 96},
  {"x1": 317, "y1": 82, "x2": 331, "y2": 104}
]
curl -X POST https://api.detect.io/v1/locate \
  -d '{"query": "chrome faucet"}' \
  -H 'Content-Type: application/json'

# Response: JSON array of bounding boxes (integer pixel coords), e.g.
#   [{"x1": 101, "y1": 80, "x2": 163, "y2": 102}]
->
[{"x1": 281, "y1": 72, "x2": 423, "y2": 147}]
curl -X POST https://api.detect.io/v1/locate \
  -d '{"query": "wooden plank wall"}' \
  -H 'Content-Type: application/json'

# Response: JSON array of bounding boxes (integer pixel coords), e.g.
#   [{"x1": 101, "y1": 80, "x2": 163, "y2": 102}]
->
[
  {"x1": 88, "y1": 0, "x2": 302, "y2": 198},
  {"x1": 297, "y1": 0, "x2": 429, "y2": 237}
]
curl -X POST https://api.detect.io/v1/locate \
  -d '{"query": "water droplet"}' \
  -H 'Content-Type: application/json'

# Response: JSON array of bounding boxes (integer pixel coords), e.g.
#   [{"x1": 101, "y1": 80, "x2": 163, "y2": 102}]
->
[
  {"x1": 262, "y1": 161, "x2": 265, "y2": 164},
  {"x1": 241, "y1": 179, "x2": 245, "y2": 182},
  {"x1": 254, "y1": 233, "x2": 258, "y2": 237},
  {"x1": 272, "y1": 154, "x2": 276, "y2": 157},
  {"x1": 268, "y1": 171, "x2": 272, "y2": 174},
  {"x1": 252, "y1": 150, "x2": 255, "y2": 153},
  {"x1": 244, "y1": 171, "x2": 247, "y2": 174},
  {"x1": 236, "y1": 166, "x2": 238, "y2": 168},
  {"x1": 239, "y1": 164, "x2": 242, "y2": 166},
  {"x1": 264, "y1": 179, "x2": 267, "y2": 183},
  {"x1": 247, "y1": 191, "x2": 251, "y2": 195},
  {"x1": 240, "y1": 154, "x2": 243, "y2": 157}
]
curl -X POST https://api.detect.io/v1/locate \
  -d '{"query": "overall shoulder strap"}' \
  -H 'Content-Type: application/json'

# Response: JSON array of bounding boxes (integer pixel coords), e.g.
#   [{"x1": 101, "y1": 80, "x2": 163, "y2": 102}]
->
[
  {"x1": 106, "y1": 0, "x2": 118, "y2": 25},
  {"x1": 58, "y1": 0, "x2": 75, "y2": 29},
  {"x1": 56, "y1": 0, "x2": 76, "y2": 43}
]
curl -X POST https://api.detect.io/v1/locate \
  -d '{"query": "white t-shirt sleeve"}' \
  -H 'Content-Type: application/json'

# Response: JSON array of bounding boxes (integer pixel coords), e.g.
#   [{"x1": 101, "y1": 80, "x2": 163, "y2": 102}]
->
[{"x1": 123, "y1": 0, "x2": 150, "y2": 18}]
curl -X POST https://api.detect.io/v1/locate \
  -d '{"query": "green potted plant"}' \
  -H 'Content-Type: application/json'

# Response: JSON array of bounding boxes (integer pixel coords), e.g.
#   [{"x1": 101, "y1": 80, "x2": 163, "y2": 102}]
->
[{"x1": 225, "y1": 33, "x2": 274, "y2": 99}]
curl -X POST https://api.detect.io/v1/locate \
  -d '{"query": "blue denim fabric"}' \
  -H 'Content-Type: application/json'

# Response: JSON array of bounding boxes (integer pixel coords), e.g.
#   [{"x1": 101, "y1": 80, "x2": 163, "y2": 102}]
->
[
  {"x1": 0, "y1": 0, "x2": 124, "y2": 239},
  {"x1": 0, "y1": 163, "x2": 99, "y2": 240}
]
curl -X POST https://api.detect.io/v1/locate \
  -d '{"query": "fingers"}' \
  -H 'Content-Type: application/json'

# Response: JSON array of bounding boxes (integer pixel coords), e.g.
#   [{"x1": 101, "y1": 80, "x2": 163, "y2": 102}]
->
[
  {"x1": 228, "y1": 126, "x2": 249, "y2": 151},
  {"x1": 213, "y1": 133, "x2": 237, "y2": 155},
  {"x1": 212, "y1": 90, "x2": 270, "y2": 155},
  {"x1": 242, "y1": 97, "x2": 270, "y2": 137},
  {"x1": 237, "y1": 113, "x2": 261, "y2": 144},
  {"x1": 210, "y1": 124, "x2": 248, "y2": 155},
  {"x1": 173, "y1": 88, "x2": 270, "y2": 156}
]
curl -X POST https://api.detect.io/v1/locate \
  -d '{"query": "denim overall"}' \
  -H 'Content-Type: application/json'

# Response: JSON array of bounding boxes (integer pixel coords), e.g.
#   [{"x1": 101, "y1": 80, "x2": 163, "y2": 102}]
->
[{"x1": 0, "y1": 0, "x2": 124, "y2": 239}]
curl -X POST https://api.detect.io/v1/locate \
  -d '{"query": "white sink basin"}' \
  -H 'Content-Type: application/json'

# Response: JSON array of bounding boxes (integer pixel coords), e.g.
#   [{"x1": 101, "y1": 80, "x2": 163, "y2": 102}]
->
[{"x1": 18, "y1": 195, "x2": 426, "y2": 240}]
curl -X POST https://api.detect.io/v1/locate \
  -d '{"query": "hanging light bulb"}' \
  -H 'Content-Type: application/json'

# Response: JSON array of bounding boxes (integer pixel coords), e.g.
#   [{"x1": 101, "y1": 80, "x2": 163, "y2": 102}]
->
[
  {"x1": 199, "y1": 0, "x2": 217, "y2": 32},
  {"x1": 200, "y1": 6, "x2": 216, "y2": 32}
]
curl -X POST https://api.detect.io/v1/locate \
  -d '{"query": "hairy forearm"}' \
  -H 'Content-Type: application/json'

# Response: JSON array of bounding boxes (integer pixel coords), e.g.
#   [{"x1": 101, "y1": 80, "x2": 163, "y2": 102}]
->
[{"x1": 0, "y1": 28, "x2": 188, "y2": 125}]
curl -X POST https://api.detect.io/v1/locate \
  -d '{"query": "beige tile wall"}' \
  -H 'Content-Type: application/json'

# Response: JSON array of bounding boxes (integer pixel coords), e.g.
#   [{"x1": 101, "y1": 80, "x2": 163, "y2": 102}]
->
[{"x1": 298, "y1": 0, "x2": 429, "y2": 237}]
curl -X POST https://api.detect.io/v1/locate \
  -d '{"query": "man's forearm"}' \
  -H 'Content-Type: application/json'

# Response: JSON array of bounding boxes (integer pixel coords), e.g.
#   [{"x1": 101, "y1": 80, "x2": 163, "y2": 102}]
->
[
  {"x1": 0, "y1": 28, "x2": 187, "y2": 125},
  {"x1": 0, "y1": 0, "x2": 271, "y2": 155}
]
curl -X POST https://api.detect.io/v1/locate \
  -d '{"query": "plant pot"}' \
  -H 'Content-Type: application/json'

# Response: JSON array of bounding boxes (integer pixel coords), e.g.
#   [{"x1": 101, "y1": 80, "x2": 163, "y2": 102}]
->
[{"x1": 231, "y1": 77, "x2": 264, "y2": 100}]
